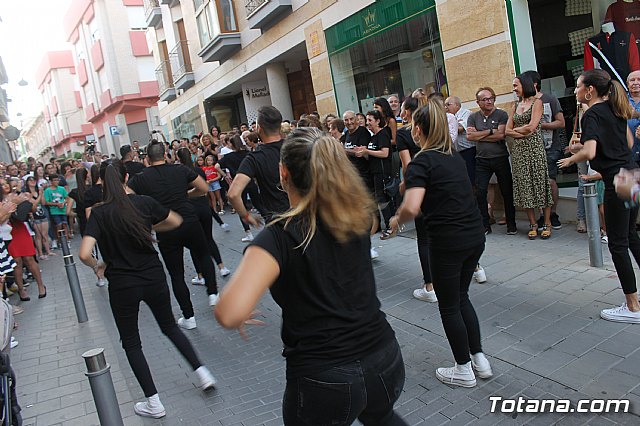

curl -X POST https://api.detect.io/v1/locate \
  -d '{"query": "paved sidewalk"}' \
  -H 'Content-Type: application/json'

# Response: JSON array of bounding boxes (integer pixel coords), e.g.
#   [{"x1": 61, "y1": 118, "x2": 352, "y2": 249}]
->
[{"x1": 9, "y1": 216, "x2": 640, "y2": 425}]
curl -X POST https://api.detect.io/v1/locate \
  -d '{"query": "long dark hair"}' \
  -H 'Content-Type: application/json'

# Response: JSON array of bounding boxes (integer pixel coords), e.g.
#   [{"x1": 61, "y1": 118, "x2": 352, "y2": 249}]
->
[
  {"x1": 75, "y1": 167, "x2": 88, "y2": 202},
  {"x1": 374, "y1": 97, "x2": 395, "y2": 122},
  {"x1": 581, "y1": 69, "x2": 633, "y2": 119},
  {"x1": 176, "y1": 147, "x2": 194, "y2": 169},
  {"x1": 99, "y1": 160, "x2": 154, "y2": 248},
  {"x1": 90, "y1": 164, "x2": 100, "y2": 186}
]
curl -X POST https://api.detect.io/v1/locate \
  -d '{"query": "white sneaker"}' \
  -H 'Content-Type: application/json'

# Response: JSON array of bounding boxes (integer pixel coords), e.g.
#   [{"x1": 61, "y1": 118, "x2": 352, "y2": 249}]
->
[
  {"x1": 10, "y1": 336, "x2": 18, "y2": 349},
  {"x1": 601, "y1": 234, "x2": 608, "y2": 244},
  {"x1": 600, "y1": 303, "x2": 640, "y2": 323},
  {"x1": 436, "y1": 362, "x2": 476, "y2": 387},
  {"x1": 471, "y1": 352, "x2": 493, "y2": 379},
  {"x1": 221, "y1": 223, "x2": 230, "y2": 232},
  {"x1": 177, "y1": 316, "x2": 197, "y2": 330},
  {"x1": 134, "y1": 394, "x2": 165, "y2": 418},
  {"x1": 413, "y1": 287, "x2": 437, "y2": 303},
  {"x1": 219, "y1": 210, "x2": 225, "y2": 216},
  {"x1": 473, "y1": 265, "x2": 487, "y2": 283},
  {"x1": 195, "y1": 366, "x2": 217, "y2": 391},
  {"x1": 370, "y1": 247, "x2": 379, "y2": 260},
  {"x1": 96, "y1": 278, "x2": 108, "y2": 287},
  {"x1": 51, "y1": 240, "x2": 58, "y2": 250},
  {"x1": 241, "y1": 232, "x2": 254, "y2": 243},
  {"x1": 219, "y1": 267, "x2": 231, "y2": 277},
  {"x1": 191, "y1": 276, "x2": 205, "y2": 286},
  {"x1": 208, "y1": 294, "x2": 219, "y2": 306}
]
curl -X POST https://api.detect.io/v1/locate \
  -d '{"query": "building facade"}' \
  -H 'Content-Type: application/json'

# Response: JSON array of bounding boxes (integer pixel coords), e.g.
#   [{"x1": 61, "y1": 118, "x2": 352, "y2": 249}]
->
[
  {"x1": 0, "y1": 57, "x2": 17, "y2": 163},
  {"x1": 21, "y1": 113, "x2": 55, "y2": 163},
  {"x1": 63, "y1": 0, "x2": 161, "y2": 156}
]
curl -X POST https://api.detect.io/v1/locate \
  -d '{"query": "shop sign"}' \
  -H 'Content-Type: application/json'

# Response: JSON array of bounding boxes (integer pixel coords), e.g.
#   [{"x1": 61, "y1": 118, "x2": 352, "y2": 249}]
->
[
  {"x1": 325, "y1": 0, "x2": 435, "y2": 55},
  {"x1": 245, "y1": 85, "x2": 270, "y2": 100}
]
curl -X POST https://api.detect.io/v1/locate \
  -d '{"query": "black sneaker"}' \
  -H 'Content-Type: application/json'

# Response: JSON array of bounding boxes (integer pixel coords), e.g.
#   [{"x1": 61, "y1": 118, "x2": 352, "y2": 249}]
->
[
  {"x1": 551, "y1": 213, "x2": 562, "y2": 230},
  {"x1": 506, "y1": 226, "x2": 517, "y2": 235},
  {"x1": 536, "y1": 215, "x2": 544, "y2": 229},
  {"x1": 484, "y1": 226, "x2": 492, "y2": 235}
]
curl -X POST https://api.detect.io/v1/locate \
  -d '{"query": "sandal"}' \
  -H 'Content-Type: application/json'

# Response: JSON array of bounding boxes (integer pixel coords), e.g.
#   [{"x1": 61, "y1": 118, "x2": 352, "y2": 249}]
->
[
  {"x1": 380, "y1": 229, "x2": 395, "y2": 240},
  {"x1": 528, "y1": 224, "x2": 538, "y2": 240},
  {"x1": 540, "y1": 224, "x2": 552, "y2": 240}
]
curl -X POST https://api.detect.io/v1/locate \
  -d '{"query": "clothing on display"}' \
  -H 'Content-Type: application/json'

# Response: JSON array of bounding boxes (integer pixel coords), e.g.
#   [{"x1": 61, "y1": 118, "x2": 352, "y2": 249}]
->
[
  {"x1": 584, "y1": 29, "x2": 640, "y2": 87},
  {"x1": 605, "y1": 0, "x2": 640, "y2": 48}
]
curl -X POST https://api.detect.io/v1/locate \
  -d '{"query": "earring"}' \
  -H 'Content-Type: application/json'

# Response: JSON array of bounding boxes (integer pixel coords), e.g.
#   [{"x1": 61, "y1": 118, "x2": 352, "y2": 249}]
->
[
  {"x1": 276, "y1": 183, "x2": 286, "y2": 192},
  {"x1": 585, "y1": 92, "x2": 592, "y2": 101}
]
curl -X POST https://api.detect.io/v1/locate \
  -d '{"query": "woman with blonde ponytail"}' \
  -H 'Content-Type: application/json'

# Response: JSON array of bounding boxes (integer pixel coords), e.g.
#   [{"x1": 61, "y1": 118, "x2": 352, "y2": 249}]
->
[
  {"x1": 390, "y1": 99, "x2": 492, "y2": 388},
  {"x1": 216, "y1": 128, "x2": 407, "y2": 425}
]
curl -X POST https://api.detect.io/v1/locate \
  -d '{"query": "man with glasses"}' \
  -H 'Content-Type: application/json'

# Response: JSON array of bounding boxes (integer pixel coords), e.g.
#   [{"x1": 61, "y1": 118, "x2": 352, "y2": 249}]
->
[{"x1": 467, "y1": 87, "x2": 517, "y2": 235}]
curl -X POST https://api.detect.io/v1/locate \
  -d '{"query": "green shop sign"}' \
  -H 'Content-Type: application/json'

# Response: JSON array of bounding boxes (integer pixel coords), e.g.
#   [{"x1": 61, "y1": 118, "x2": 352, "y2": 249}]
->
[{"x1": 325, "y1": 0, "x2": 436, "y2": 55}]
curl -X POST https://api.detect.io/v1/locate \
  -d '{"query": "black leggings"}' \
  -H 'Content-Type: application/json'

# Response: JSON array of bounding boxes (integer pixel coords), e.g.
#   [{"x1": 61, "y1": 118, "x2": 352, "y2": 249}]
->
[
  {"x1": 191, "y1": 201, "x2": 223, "y2": 268},
  {"x1": 109, "y1": 284, "x2": 201, "y2": 397},
  {"x1": 158, "y1": 220, "x2": 218, "y2": 319},
  {"x1": 414, "y1": 215, "x2": 431, "y2": 285},
  {"x1": 604, "y1": 187, "x2": 640, "y2": 294},
  {"x1": 429, "y1": 243, "x2": 484, "y2": 364}
]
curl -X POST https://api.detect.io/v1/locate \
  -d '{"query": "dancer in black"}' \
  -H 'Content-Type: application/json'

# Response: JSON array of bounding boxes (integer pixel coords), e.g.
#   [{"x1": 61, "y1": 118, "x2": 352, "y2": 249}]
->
[
  {"x1": 79, "y1": 160, "x2": 216, "y2": 419},
  {"x1": 128, "y1": 142, "x2": 218, "y2": 330}
]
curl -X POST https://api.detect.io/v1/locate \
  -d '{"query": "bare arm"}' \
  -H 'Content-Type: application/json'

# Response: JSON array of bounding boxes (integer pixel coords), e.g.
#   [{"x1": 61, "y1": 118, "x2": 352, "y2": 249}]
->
[
  {"x1": 628, "y1": 126, "x2": 634, "y2": 149},
  {"x1": 366, "y1": 147, "x2": 390, "y2": 159},
  {"x1": 513, "y1": 100, "x2": 544, "y2": 137},
  {"x1": 467, "y1": 125, "x2": 506, "y2": 142},
  {"x1": 399, "y1": 150, "x2": 412, "y2": 175},
  {"x1": 187, "y1": 175, "x2": 208, "y2": 198},
  {"x1": 152, "y1": 210, "x2": 183, "y2": 233},
  {"x1": 558, "y1": 139, "x2": 597, "y2": 168},
  {"x1": 541, "y1": 111, "x2": 565, "y2": 131}
]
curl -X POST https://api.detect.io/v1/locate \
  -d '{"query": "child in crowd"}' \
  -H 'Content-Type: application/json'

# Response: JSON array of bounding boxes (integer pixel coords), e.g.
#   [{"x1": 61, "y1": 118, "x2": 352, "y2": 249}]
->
[
  {"x1": 202, "y1": 155, "x2": 224, "y2": 214},
  {"x1": 43, "y1": 176, "x2": 69, "y2": 245},
  {"x1": 580, "y1": 166, "x2": 607, "y2": 243}
]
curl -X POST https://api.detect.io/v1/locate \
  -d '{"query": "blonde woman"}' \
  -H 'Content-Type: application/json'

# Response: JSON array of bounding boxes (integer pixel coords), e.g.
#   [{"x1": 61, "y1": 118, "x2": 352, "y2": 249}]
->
[
  {"x1": 216, "y1": 128, "x2": 407, "y2": 425},
  {"x1": 389, "y1": 99, "x2": 492, "y2": 388}
]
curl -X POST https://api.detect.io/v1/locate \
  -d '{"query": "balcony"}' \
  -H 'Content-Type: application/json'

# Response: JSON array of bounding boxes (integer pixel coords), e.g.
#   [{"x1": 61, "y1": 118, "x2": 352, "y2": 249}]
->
[
  {"x1": 198, "y1": 33, "x2": 241, "y2": 63},
  {"x1": 169, "y1": 40, "x2": 195, "y2": 91},
  {"x1": 144, "y1": 0, "x2": 163, "y2": 28},
  {"x1": 245, "y1": 0, "x2": 292, "y2": 30},
  {"x1": 160, "y1": 0, "x2": 180, "y2": 6},
  {"x1": 156, "y1": 61, "x2": 176, "y2": 102}
]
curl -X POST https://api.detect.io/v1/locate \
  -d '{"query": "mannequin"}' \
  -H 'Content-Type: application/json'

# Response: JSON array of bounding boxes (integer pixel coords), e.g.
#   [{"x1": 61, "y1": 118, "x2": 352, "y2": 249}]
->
[
  {"x1": 584, "y1": 20, "x2": 640, "y2": 88},
  {"x1": 605, "y1": 0, "x2": 640, "y2": 50}
]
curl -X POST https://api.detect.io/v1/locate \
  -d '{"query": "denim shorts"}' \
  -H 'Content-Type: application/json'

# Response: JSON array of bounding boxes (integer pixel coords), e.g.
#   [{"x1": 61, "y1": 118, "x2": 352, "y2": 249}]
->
[
  {"x1": 208, "y1": 180, "x2": 221, "y2": 192},
  {"x1": 51, "y1": 215, "x2": 68, "y2": 226},
  {"x1": 282, "y1": 338, "x2": 407, "y2": 425}
]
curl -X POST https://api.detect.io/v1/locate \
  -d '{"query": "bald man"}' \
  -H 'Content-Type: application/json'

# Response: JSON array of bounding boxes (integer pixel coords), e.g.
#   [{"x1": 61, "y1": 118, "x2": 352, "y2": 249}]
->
[{"x1": 627, "y1": 70, "x2": 640, "y2": 166}]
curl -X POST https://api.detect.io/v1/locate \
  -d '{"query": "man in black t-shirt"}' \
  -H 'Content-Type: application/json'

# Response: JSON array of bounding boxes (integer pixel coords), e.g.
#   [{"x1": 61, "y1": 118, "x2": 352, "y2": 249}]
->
[
  {"x1": 228, "y1": 106, "x2": 290, "y2": 233},
  {"x1": 120, "y1": 144, "x2": 145, "y2": 176},
  {"x1": 342, "y1": 110, "x2": 371, "y2": 182},
  {"x1": 128, "y1": 143, "x2": 218, "y2": 330}
]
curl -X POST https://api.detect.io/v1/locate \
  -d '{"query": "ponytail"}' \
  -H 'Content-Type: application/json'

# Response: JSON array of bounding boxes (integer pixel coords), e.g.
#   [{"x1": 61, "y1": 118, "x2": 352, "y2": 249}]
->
[
  {"x1": 609, "y1": 80, "x2": 633, "y2": 120},
  {"x1": 100, "y1": 160, "x2": 154, "y2": 248}
]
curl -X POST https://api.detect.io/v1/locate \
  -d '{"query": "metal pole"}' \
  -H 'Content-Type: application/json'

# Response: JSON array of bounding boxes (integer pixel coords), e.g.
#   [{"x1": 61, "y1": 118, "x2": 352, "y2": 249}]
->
[
  {"x1": 59, "y1": 230, "x2": 89, "y2": 323},
  {"x1": 82, "y1": 348, "x2": 124, "y2": 426},
  {"x1": 583, "y1": 182, "x2": 604, "y2": 267}
]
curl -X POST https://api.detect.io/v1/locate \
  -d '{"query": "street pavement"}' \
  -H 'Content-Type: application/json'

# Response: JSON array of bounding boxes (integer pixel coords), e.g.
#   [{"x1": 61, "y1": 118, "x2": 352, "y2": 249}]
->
[{"x1": 8, "y1": 215, "x2": 640, "y2": 425}]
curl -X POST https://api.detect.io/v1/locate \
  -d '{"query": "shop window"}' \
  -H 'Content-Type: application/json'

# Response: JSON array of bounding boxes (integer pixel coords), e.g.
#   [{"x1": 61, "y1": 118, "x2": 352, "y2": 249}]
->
[
  {"x1": 172, "y1": 105, "x2": 204, "y2": 139},
  {"x1": 194, "y1": 0, "x2": 238, "y2": 49},
  {"x1": 326, "y1": 1, "x2": 444, "y2": 115}
]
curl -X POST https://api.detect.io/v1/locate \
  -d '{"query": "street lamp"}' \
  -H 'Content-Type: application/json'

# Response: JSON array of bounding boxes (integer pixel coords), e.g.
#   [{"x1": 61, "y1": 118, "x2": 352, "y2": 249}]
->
[{"x1": 17, "y1": 78, "x2": 27, "y2": 86}]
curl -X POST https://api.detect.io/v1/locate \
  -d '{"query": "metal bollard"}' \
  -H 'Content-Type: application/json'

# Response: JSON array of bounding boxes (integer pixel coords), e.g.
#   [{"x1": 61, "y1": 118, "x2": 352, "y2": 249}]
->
[
  {"x1": 59, "y1": 230, "x2": 89, "y2": 323},
  {"x1": 583, "y1": 182, "x2": 604, "y2": 267},
  {"x1": 82, "y1": 348, "x2": 124, "y2": 426}
]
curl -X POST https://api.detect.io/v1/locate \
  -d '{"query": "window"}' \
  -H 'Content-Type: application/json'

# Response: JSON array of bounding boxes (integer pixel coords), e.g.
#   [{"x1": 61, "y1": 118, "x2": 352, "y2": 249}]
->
[{"x1": 194, "y1": 0, "x2": 238, "y2": 48}]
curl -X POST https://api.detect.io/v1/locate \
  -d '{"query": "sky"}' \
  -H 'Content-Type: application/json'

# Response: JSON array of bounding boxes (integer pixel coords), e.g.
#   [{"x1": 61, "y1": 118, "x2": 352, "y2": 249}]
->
[{"x1": 0, "y1": 0, "x2": 72, "y2": 127}]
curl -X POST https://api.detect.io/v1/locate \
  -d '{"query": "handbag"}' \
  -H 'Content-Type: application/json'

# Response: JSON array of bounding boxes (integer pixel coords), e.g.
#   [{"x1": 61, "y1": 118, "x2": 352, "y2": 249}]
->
[
  {"x1": 11, "y1": 201, "x2": 33, "y2": 223},
  {"x1": 383, "y1": 176, "x2": 400, "y2": 198}
]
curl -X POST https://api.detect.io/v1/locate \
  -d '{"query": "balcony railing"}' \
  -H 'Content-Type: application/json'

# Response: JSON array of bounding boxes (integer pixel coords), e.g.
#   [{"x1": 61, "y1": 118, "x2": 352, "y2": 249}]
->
[
  {"x1": 170, "y1": 40, "x2": 195, "y2": 91},
  {"x1": 144, "y1": 0, "x2": 163, "y2": 28},
  {"x1": 155, "y1": 60, "x2": 176, "y2": 102},
  {"x1": 245, "y1": 0, "x2": 268, "y2": 17}
]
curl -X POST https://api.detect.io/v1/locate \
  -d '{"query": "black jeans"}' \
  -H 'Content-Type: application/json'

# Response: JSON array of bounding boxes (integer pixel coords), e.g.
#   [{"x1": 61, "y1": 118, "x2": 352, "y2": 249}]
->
[
  {"x1": 459, "y1": 147, "x2": 477, "y2": 186},
  {"x1": 475, "y1": 156, "x2": 516, "y2": 228},
  {"x1": 158, "y1": 220, "x2": 218, "y2": 319},
  {"x1": 369, "y1": 173, "x2": 393, "y2": 229},
  {"x1": 283, "y1": 339, "x2": 407, "y2": 425},
  {"x1": 192, "y1": 201, "x2": 223, "y2": 268},
  {"x1": 109, "y1": 284, "x2": 201, "y2": 397},
  {"x1": 604, "y1": 187, "x2": 640, "y2": 294},
  {"x1": 414, "y1": 215, "x2": 431, "y2": 284},
  {"x1": 429, "y1": 243, "x2": 485, "y2": 364}
]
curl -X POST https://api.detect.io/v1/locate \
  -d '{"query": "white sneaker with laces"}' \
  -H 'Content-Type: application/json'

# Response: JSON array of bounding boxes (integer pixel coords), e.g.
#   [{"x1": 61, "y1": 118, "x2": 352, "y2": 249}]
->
[
  {"x1": 221, "y1": 223, "x2": 230, "y2": 232},
  {"x1": 413, "y1": 287, "x2": 437, "y2": 303},
  {"x1": 177, "y1": 316, "x2": 197, "y2": 330},
  {"x1": 191, "y1": 276, "x2": 205, "y2": 286},
  {"x1": 600, "y1": 303, "x2": 640, "y2": 323},
  {"x1": 241, "y1": 232, "x2": 254, "y2": 243},
  {"x1": 601, "y1": 234, "x2": 608, "y2": 244},
  {"x1": 436, "y1": 362, "x2": 476, "y2": 387},
  {"x1": 96, "y1": 278, "x2": 108, "y2": 287},
  {"x1": 474, "y1": 265, "x2": 487, "y2": 283},
  {"x1": 195, "y1": 366, "x2": 217, "y2": 391},
  {"x1": 219, "y1": 267, "x2": 231, "y2": 277},
  {"x1": 208, "y1": 294, "x2": 219, "y2": 306},
  {"x1": 370, "y1": 247, "x2": 379, "y2": 260},
  {"x1": 51, "y1": 240, "x2": 58, "y2": 250},
  {"x1": 134, "y1": 394, "x2": 165, "y2": 418},
  {"x1": 471, "y1": 352, "x2": 493, "y2": 378},
  {"x1": 10, "y1": 336, "x2": 18, "y2": 349}
]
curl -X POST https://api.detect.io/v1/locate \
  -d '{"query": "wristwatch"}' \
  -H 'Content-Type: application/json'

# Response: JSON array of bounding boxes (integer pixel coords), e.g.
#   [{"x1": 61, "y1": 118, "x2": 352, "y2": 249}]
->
[{"x1": 489, "y1": 128, "x2": 494, "y2": 136}]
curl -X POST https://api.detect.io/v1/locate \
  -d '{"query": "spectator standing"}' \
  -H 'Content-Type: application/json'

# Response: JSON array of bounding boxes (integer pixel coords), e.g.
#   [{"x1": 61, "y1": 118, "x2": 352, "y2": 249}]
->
[{"x1": 445, "y1": 96, "x2": 475, "y2": 184}]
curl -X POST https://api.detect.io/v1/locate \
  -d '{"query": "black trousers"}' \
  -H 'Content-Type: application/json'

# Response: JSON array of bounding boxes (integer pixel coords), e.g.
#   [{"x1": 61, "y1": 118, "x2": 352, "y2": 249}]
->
[
  {"x1": 414, "y1": 215, "x2": 431, "y2": 284},
  {"x1": 368, "y1": 173, "x2": 393, "y2": 229},
  {"x1": 192, "y1": 201, "x2": 223, "y2": 269},
  {"x1": 459, "y1": 147, "x2": 477, "y2": 186},
  {"x1": 429, "y1": 243, "x2": 484, "y2": 364},
  {"x1": 475, "y1": 156, "x2": 516, "y2": 228},
  {"x1": 109, "y1": 284, "x2": 201, "y2": 397},
  {"x1": 157, "y1": 220, "x2": 218, "y2": 319},
  {"x1": 604, "y1": 187, "x2": 640, "y2": 294}
]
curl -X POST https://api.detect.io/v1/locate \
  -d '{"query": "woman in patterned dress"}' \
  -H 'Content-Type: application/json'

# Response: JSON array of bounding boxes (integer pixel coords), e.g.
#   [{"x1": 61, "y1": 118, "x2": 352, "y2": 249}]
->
[{"x1": 506, "y1": 73, "x2": 553, "y2": 239}]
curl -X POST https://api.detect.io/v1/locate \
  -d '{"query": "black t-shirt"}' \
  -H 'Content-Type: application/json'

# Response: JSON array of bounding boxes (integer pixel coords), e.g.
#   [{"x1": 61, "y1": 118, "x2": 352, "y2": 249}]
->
[
  {"x1": 344, "y1": 126, "x2": 371, "y2": 177},
  {"x1": 581, "y1": 102, "x2": 635, "y2": 188},
  {"x1": 83, "y1": 184, "x2": 103, "y2": 208},
  {"x1": 84, "y1": 195, "x2": 169, "y2": 289},
  {"x1": 218, "y1": 150, "x2": 248, "y2": 178},
  {"x1": 396, "y1": 126, "x2": 419, "y2": 158},
  {"x1": 68, "y1": 188, "x2": 88, "y2": 225},
  {"x1": 405, "y1": 151, "x2": 485, "y2": 251},
  {"x1": 128, "y1": 163, "x2": 199, "y2": 222},
  {"x1": 367, "y1": 130, "x2": 392, "y2": 176},
  {"x1": 237, "y1": 140, "x2": 289, "y2": 217},
  {"x1": 124, "y1": 160, "x2": 145, "y2": 176},
  {"x1": 191, "y1": 167, "x2": 210, "y2": 209},
  {"x1": 250, "y1": 218, "x2": 395, "y2": 379}
]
